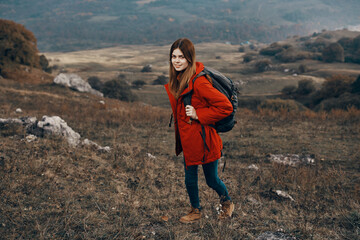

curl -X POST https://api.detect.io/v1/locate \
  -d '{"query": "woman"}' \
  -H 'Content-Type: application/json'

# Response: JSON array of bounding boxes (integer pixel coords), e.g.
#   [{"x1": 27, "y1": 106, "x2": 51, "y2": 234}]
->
[{"x1": 164, "y1": 38, "x2": 235, "y2": 223}]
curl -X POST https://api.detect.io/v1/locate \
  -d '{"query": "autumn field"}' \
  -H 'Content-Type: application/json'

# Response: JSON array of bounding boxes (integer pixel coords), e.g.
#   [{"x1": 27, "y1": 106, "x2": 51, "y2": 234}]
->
[{"x1": 1, "y1": 38, "x2": 360, "y2": 239}]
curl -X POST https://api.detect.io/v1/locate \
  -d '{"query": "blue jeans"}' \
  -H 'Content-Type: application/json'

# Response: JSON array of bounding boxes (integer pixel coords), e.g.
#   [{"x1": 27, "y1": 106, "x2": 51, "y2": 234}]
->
[{"x1": 184, "y1": 159, "x2": 231, "y2": 209}]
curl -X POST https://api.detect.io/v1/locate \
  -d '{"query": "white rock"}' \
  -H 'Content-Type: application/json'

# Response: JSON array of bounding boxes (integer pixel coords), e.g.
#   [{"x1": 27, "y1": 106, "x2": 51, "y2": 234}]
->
[
  {"x1": 275, "y1": 190, "x2": 295, "y2": 201},
  {"x1": 267, "y1": 154, "x2": 315, "y2": 167},
  {"x1": 82, "y1": 138, "x2": 111, "y2": 152},
  {"x1": 99, "y1": 100, "x2": 105, "y2": 105},
  {"x1": 147, "y1": 153, "x2": 156, "y2": 159},
  {"x1": 25, "y1": 134, "x2": 37, "y2": 142},
  {"x1": 37, "y1": 116, "x2": 81, "y2": 146},
  {"x1": 101, "y1": 146, "x2": 111, "y2": 152},
  {"x1": 247, "y1": 164, "x2": 259, "y2": 170},
  {"x1": 22, "y1": 117, "x2": 37, "y2": 125},
  {"x1": 15, "y1": 108, "x2": 23, "y2": 113},
  {"x1": 1, "y1": 116, "x2": 110, "y2": 152},
  {"x1": 0, "y1": 118, "x2": 23, "y2": 124},
  {"x1": 54, "y1": 73, "x2": 103, "y2": 97}
]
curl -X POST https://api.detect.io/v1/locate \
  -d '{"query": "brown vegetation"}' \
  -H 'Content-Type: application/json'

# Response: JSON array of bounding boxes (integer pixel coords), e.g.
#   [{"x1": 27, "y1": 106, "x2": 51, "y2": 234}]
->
[
  {"x1": 1, "y1": 26, "x2": 359, "y2": 238},
  {"x1": 1, "y1": 67, "x2": 360, "y2": 239},
  {"x1": 0, "y1": 19, "x2": 39, "y2": 68},
  {"x1": 0, "y1": 19, "x2": 52, "y2": 83},
  {"x1": 322, "y1": 43, "x2": 345, "y2": 63}
]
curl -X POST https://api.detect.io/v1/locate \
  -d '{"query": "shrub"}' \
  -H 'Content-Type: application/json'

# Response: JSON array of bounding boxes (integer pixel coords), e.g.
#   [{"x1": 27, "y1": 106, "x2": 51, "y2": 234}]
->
[
  {"x1": 88, "y1": 76, "x2": 103, "y2": 91},
  {"x1": 281, "y1": 85, "x2": 297, "y2": 96},
  {"x1": 299, "y1": 36, "x2": 311, "y2": 42},
  {"x1": 353, "y1": 35, "x2": 360, "y2": 51},
  {"x1": 319, "y1": 75, "x2": 354, "y2": 99},
  {"x1": 298, "y1": 64, "x2": 308, "y2": 74},
  {"x1": 275, "y1": 48, "x2": 312, "y2": 63},
  {"x1": 238, "y1": 46, "x2": 245, "y2": 52},
  {"x1": 348, "y1": 49, "x2": 360, "y2": 64},
  {"x1": 102, "y1": 79, "x2": 137, "y2": 102},
  {"x1": 39, "y1": 55, "x2": 52, "y2": 73},
  {"x1": 305, "y1": 37, "x2": 329, "y2": 52},
  {"x1": 243, "y1": 53, "x2": 254, "y2": 63},
  {"x1": 322, "y1": 33, "x2": 333, "y2": 39},
  {"x1": 296, "y1": 79, "x2": 316, "y2": 95},
  {"x1": 259, "y1": 98, "x2": 306, "y2": 112},
  {"x1": 0, "y1": 19, "x2": 40, "y2": 68},
  {"x1": 152, "y1": 75, "x2": 168, "y2": 85},
  {"x1": 132, "y1": 80, "x2": 146, "y2": 89},
  {"x1": 322, "y1": 43, "x2": 344, "y2": 63},
  {"x1": 259, "y1": 42, "x2": 285, "y2": 56},
  {"x1": 254, "y1": 59, "x2": 271, "y2": 72},
  {"x1": 337, "y1": 37, "x2": 353, "y2": 51},
  {"x1": 315, "y1": 93, "x2": 360, "y2": 111},
  {"x1": 117, "y1": 74, "x2": 126, "y2": 79},
  {"x1": 141, "y1": 64, "x2": 152, "y2": 72},
  {"x1": 351, "y1": 75, "x2": 360, "y2": 94},
  {"x1": 238, "y1": 96, "x2": 265, "y2": 110}
]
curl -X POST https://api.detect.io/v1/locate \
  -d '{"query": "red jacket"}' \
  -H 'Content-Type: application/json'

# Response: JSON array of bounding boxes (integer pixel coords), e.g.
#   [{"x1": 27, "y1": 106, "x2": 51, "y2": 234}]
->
[{"x1": 165, "y1": 62, "x2": 233, "y2": 167}]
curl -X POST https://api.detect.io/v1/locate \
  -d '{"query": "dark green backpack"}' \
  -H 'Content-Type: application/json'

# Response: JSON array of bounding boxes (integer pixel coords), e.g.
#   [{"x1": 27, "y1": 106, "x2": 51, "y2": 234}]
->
[{"x1": 183, "y1": 66, "x2": 238, "y2": 133}]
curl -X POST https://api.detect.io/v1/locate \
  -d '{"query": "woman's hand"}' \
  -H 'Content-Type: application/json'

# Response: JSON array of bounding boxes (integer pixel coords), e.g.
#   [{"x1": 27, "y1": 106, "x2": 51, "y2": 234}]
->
[{"x1": 185, "y1": 105, "x2": 198, "y2": 120}]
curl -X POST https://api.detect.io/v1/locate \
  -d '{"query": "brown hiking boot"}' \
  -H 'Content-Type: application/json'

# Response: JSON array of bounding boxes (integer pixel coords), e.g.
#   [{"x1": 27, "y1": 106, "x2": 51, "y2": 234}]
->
[
  {"x1": 179, "y1": 207, "x2": 201, "y2": 223},
  {"x1": 219, "y1": 200, "x2": 234, "y2": 219}
]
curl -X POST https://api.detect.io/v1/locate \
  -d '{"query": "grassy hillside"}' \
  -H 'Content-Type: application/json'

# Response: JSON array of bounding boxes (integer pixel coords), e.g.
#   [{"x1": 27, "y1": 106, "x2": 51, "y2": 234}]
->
[
  {"x1": 1, "y1": 0, "x2": 359, "y2": 51},
  {"x1": 43, "y1": 30, "x2": 360, "y2": 109},
  {"x1": 1, "y1": 74, "x2": 359, "y2": 239},
  {"x1": 1, "y1": 30, "x2": 360, "y2": 239}
]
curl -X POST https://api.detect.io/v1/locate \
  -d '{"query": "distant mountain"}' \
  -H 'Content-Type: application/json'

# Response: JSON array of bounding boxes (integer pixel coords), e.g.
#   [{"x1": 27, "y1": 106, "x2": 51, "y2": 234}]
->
[{"x1": 1, "y1": 0, "x2": 359, "y2": 52}]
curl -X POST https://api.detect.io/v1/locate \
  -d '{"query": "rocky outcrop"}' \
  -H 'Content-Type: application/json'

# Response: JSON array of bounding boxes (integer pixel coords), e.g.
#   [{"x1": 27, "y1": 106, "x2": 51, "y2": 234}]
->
[
  {"x1": 0, "y1": 116, "x2": 110, "y2": 152},
  {"x1": 54, "y1": 73, "x2": 103, "y2": 97},
  {"x1": 37, "y1": 116, "x2": 81, "y2": 146}
]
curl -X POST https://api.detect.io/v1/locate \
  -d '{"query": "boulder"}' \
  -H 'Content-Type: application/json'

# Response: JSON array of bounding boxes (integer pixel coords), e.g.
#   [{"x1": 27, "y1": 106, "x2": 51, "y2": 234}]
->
[
  {"x1": 0, "y1": 116, "x2": 110, "y2": 151},
  {"x1": 37, "y1": 116, "x2": 81, "y2": 146},
  {"x1": 54, "y1": 73, "x2": 103, "y2": 97}
]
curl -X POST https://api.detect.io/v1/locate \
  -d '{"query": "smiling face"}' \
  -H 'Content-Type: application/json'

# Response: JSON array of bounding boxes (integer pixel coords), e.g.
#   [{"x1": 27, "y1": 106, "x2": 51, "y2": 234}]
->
[{"x1": 171, "y1": 48, "x2": 189, "y2": 72}]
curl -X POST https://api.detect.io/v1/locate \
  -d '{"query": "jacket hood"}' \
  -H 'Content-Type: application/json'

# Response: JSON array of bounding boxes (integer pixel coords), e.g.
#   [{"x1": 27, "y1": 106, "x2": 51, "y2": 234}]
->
[{"x1": 179, "y1": 62, "x2": 204, "y2": 97}]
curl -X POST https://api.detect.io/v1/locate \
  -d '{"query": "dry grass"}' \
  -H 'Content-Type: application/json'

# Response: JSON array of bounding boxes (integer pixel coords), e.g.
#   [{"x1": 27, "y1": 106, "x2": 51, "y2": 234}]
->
[
  {"x1": 1, "y1": 76, "x2": 359, "y2": 239},
  {"x1": 1, "y1": 40, "x2": 360, "y2": 239}
]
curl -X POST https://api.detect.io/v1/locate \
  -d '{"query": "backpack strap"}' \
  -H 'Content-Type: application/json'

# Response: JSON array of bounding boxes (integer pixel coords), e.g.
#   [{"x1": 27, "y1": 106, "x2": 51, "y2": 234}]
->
[{"x1": 182, "y1": 71, "x2": 206, "y2": 106}]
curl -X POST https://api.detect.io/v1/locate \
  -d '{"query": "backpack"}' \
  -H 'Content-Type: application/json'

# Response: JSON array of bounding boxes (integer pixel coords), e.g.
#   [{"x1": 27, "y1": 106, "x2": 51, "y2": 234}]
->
[{"x1": 183, "y1": 66, "x2": 238, "y2": 133}]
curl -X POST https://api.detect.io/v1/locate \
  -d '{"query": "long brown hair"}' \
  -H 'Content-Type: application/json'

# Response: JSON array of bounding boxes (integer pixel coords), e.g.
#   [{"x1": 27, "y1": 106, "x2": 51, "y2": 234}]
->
[{"x1": 168, "y1": 38, "x2": 197, "y2": 99}]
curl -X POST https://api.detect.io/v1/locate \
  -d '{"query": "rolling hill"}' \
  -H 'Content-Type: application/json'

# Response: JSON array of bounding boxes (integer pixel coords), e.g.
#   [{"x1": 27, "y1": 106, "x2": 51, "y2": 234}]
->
[{"x1": 1, "y1": 0, "x2": 359, "y2": 51}]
